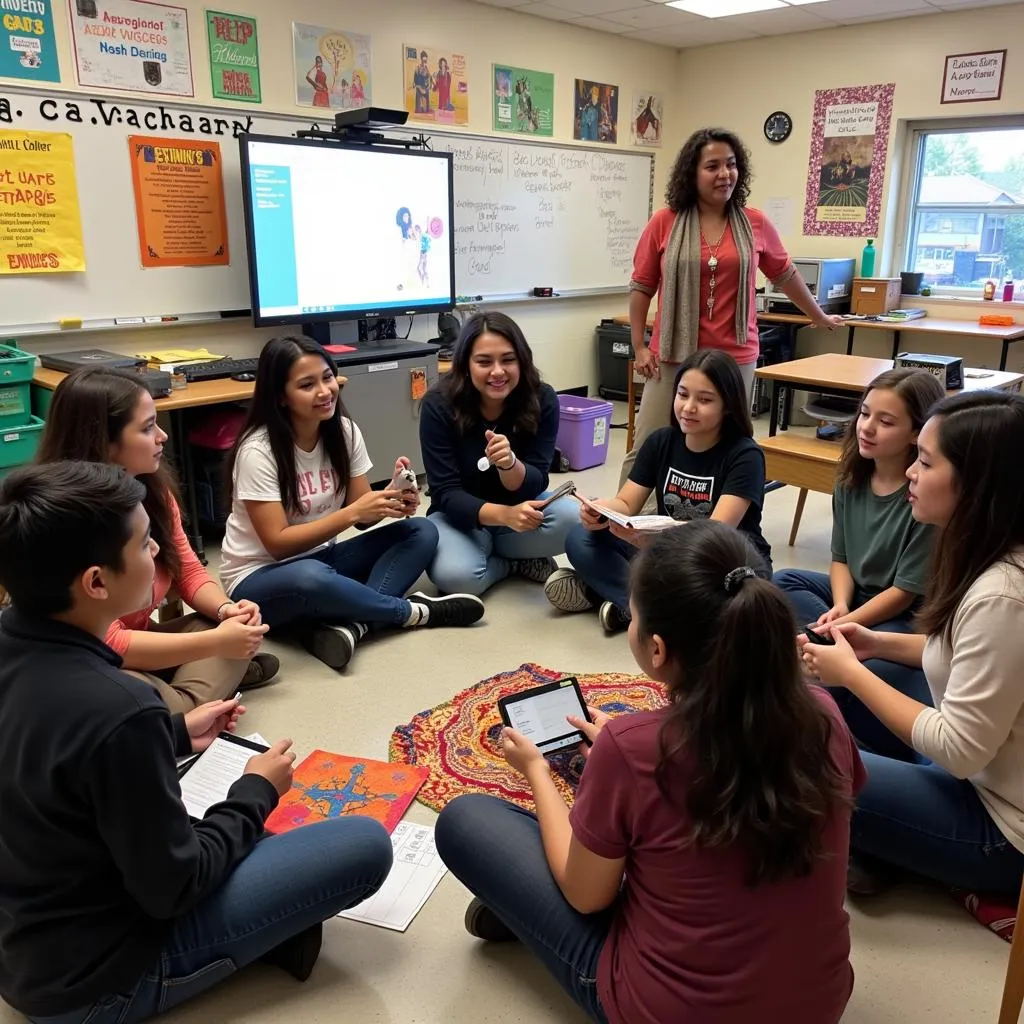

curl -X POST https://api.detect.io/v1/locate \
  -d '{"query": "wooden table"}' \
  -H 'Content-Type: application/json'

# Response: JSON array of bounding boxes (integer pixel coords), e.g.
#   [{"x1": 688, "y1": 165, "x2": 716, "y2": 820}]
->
[
  {"x1": 755, "y1": 353, "x2": 1021, "y2": 436},
  {"x1": 755, "y1": 354, "x2": 1024, "y2": 543},
  {"x1": 34, "y1": 368, "x2": 347, "y2": 561}
]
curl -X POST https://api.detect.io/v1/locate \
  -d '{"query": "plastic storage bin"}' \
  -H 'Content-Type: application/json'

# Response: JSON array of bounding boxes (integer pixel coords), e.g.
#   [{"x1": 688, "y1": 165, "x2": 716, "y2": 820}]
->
[
  {"x1": 0, "y1": 415, "x2": 45, "y2": 471},
  {"x1": 557, "y1": 395, "x2": 613, "y2": 471},
  {"x1": 0, "y1": 344, "x2": 36, "y2": 430}
]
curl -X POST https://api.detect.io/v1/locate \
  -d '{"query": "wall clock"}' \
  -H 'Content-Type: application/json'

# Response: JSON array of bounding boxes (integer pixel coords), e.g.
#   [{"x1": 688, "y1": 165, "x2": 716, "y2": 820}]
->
[{"x1": 764, "y1": 111, "x2": 793, "y2": 143}]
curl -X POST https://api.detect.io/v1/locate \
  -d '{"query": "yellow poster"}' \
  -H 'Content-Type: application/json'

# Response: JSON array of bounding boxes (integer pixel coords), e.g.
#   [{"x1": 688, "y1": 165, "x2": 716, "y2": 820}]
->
[{"x1": 0, "y1": 130, "x2": 85, "y2": 274}]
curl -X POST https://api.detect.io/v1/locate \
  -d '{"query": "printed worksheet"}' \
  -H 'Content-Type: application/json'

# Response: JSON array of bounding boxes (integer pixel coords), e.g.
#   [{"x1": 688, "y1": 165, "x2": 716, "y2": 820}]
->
[
  {"x1": 338, "y1": 822, "x2": 447, "y2": 932},
  {"x1": 178, "y1": 734, "x2": 268, "y2": 819}
]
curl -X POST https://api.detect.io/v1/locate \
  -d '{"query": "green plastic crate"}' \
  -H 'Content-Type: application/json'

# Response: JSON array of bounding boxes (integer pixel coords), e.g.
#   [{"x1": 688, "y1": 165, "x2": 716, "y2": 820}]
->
[
  {"x1": 0, "y1": 382, "x2": 31, "y2": 429},
  {"x1": 0, "y1": 343, "x2": 35, "y2": 386},
  {"x1": 0, "y1": 416, "x2": 45, "y2": 470}
]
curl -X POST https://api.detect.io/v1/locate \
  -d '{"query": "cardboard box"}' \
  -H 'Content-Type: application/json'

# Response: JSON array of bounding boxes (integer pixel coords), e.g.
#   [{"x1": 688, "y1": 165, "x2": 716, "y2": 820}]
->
[{"x1": 852, "y1": 277, "x2": 902, "y2": 315}]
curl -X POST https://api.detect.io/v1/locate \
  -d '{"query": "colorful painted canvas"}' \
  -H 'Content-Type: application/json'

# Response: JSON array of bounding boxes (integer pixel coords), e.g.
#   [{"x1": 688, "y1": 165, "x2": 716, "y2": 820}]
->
[{"x1": 265, "y1": 749, "x2": 427, "y2": 835}]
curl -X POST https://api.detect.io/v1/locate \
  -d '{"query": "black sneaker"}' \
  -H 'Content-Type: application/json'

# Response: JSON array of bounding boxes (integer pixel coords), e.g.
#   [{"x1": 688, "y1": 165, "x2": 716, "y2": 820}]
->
[
  {"x1": 409, "y1": 592, "x2": 485, "y2": 628},
  {"x1": 509, "y1": 556, "x2": 557, "y2": 584},
  {"x1": 464, "y1": 898, "x2": 518, "y2": 942},
  {"x1": 259, "y1": 922, "x2": 322, "y2": 981},
  {"x1": 240, "y1": 653, "x2": 280, "y2": 691},
  {"x1": 544, "y1": 568, "x2": 596, "y2": 612},
  {"x1": 598, "y1": 601, "x2": 630, "y2": 634},
  {"x1": 301, "y1": 622, "x2": 367, "y2": 670}
]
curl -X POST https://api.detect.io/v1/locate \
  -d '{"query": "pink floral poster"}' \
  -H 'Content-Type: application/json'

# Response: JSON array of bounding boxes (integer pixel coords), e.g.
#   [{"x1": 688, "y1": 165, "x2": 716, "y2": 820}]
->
[{"x1": 802, "y1": 82, "x2": 895, "y2": 237}]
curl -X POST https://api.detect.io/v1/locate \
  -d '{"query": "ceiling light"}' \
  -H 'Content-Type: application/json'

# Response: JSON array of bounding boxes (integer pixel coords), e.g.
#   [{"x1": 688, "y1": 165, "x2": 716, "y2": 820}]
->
[{"x1": 666, "y1": 0, "x2": 787, "y2": 17}]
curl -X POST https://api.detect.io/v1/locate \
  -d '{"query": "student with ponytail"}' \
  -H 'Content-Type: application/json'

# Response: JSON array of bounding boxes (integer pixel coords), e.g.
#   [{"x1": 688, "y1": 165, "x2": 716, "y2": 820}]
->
[{"x1": 436, "y1": 520, "x2": 863, "y2": 1024}]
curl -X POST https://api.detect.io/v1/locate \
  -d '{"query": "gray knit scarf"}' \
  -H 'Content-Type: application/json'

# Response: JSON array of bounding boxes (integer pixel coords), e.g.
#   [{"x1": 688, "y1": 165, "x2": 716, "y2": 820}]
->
[{"x1": 651, "y1": 206, "x2": 755, "y2": 365}]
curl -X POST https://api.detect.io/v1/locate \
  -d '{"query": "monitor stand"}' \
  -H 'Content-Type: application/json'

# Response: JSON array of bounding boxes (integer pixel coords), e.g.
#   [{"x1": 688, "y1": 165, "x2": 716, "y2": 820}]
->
[{"x1": 302, "y1": 320, "x2": 361, "y2": 347}]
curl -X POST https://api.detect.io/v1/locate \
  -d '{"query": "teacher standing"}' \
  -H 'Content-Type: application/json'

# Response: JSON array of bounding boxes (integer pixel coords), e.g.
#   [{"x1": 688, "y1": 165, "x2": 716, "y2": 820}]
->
[{"x1": 621, "y1": 127, "x2": 844, "y2": 486}]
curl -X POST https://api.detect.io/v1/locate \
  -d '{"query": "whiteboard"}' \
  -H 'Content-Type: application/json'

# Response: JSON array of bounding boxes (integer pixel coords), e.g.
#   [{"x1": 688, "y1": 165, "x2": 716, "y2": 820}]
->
[{"x1": 0, "y1": 85, "x2": 653, "y2": 332}]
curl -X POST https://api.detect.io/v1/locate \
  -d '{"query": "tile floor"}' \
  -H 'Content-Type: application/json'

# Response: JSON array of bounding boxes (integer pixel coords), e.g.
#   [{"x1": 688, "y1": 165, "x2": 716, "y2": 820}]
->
[{"x1": 1, "y1": 406, "x2": 1006, "y2": 1023}]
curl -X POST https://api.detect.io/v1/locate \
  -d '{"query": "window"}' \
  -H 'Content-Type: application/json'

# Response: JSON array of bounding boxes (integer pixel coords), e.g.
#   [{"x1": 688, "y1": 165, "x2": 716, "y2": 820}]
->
[{"x1": 899, "y1": 121, "x2": 1024, "y2": 294}]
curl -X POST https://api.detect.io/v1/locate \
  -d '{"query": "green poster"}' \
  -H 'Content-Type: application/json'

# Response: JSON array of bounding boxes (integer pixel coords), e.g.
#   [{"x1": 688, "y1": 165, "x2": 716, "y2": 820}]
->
[
  {"x1": 206, "y1": 10, "x2": 261, "y2": 103},
  {"x1": 492, "y1": 65, "x2": 553, "y2": 136}
]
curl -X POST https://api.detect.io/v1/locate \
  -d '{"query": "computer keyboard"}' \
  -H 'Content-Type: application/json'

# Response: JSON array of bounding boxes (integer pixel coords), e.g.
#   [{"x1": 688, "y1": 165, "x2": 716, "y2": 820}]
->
[{"x1": 173, "y1": 357, "x2": 260, "y2": 383}]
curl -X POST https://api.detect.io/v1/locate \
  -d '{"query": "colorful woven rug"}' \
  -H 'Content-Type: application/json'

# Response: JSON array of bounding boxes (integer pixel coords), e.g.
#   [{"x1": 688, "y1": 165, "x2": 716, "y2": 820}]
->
[{"x1": 389, "y1": 662, "x2": 667, "y2": 812}]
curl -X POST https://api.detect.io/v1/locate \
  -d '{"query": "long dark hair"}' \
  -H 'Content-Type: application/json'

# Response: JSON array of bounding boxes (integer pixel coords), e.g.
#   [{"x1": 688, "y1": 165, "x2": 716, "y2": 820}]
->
[
  {"x1": 916, "y1": 390, "x2": 1024, "y2": 643},
  {"x1": 665, "y1": 127, "x2": 751, "y2": 213},
  {"x1": 836, "y1": 368, "x2": 944, "y2": 491},
  {"x1": 439, "y1": 311, "x2": 542, "y2": 434},
  {"x1": 36, "y1": 367, "x2": 181, "y2": 581},
  {"x1": 631, "y1": 521, "x2": 849, "y2": 884},
  {"x1": 226, "y1": 335, "x2": 352, "y2": 515},
  {"x1": 671, "y1": 349, "x2": 753, "y2": 443}
]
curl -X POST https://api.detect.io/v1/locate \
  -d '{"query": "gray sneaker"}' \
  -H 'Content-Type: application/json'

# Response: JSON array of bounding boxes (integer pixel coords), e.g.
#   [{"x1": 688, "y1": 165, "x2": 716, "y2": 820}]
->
[
  {"x1": 509, "y1": 556, "x2": 557, "y2": 584},
  {"x1": 598, "y1": 601, "x2": 630, "y2": 634},
  {"x1": 544, "y1": 568, "x2": 596, "y2": 613}
]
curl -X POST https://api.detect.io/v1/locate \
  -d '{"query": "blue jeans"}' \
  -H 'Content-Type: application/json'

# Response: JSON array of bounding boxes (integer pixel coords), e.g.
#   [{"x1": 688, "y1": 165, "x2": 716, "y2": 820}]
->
[
  {"x1": 854, "y1": 752, "x2": 1024, "y2": 898},
  {"x1": 435, "y1": 794, "x2": 610, "y2": 1024},
  {"x1": 232, "y1": 517, "x2": 438, "y2": 629},
  {"x1": 29, "y1": 818, "x2": 393, "y2": 1024},
  {"x1": 772, "y1": 568, "x2": 917, "y2": 633},
  {"x1": 427, "y1": 495, "x2": 578, "y2": 596},
  {"x1": 565, "y1": 523, "x2": 635, "y2": 613}
]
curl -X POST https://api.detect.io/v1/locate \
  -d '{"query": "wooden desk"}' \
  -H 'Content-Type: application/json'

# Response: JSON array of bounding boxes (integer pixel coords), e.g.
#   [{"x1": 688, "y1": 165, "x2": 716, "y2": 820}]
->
[
  {"x1": 33, "y1": 368, "x2": 347, "y2": 561},
  {"x1": 755, "y1": 353, "x2": 1023, "y2": 436},
  {"x1": 755, "y1": 354, "x2": 1024, "y2": 543},
  {"x1": 840, "y1": 316, "x2": 1024, "y2": 367}
]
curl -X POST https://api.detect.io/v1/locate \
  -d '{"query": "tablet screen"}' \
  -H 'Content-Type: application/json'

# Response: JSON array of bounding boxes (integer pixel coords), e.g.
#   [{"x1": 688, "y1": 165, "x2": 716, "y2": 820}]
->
[{"x1": 499, "y1": 680, "x2": 589, "y2": 755}]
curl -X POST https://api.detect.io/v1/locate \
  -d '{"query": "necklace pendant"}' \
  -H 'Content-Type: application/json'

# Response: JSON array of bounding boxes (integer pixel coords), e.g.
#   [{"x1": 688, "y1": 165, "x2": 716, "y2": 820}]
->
[
  {"x1": 707, "y1": 296, "x2": 715, "y2": 319},
  {"x1": 707, "y1": 256, "x2": 718, "y2": 270}
]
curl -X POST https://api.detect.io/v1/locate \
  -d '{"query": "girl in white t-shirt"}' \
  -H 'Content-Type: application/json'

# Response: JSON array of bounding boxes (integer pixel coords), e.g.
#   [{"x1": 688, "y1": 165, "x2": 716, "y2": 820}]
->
[{"x1": 221, "y1": 336, "x2": 484, "y2": 670}]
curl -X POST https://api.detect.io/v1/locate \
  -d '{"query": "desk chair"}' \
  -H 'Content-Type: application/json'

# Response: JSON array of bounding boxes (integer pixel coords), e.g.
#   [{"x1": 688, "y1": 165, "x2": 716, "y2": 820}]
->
[
  {"x1": 786, "y1": 397, "x2": 855, "y2": 546},
  {"x1": 998, "y1": 881, "x2": 1024, "y2": 1023}
]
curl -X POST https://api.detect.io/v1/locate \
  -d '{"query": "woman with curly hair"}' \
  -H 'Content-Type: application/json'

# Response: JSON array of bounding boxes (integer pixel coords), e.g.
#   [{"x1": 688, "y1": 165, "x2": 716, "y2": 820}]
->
[{"x1": 621, "y1": 127, "x2": 845, "y2": 485}]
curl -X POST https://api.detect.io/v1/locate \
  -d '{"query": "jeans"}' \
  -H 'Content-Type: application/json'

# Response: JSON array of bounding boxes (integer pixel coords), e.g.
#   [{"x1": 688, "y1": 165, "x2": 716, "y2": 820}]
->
[
  {"x1": 435, "y1": 794, "x2": 610, "y2": 1024},
  {"x1": 427, "y1": 495, "x2": 578, "y2": 596},
  {"x1": 564, "y1": 523, "x2": 636, "y2": 613},
  {"x1": 29, "y1": 818, "x2": 393, "y2": 1024},
  {"x1": 773, "y1": 568, "x2": 924, "y2": 760},
  {"x1": 232, "y1": 517, "x2": 438, "y2": 629},
  {"x1": 854, "y1": 752, "x2": 1024, "y2": 897}
]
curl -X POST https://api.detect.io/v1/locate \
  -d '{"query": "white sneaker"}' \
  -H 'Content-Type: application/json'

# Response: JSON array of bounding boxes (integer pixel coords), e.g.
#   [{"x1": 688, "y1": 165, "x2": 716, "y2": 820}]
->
[{"x1": 544, "y1": 568, "x2": 596, "y2": 613}]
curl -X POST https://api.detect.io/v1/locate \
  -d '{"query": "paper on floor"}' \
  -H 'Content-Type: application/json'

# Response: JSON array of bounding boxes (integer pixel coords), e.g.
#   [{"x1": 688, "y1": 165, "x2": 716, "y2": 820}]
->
[{"x1": 338, "y1": 822, "x2": 447, "y2": 932}]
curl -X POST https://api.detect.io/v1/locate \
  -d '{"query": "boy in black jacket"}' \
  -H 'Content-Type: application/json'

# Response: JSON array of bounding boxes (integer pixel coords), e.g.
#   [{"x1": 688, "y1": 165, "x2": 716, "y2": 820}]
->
[{"x1": 0, "y1": 462, "x2": 392, "y2": 1023}]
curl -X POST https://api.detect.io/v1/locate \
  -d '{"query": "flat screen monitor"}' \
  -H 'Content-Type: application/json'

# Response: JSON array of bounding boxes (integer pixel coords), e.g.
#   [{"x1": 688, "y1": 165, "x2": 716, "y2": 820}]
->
[{"x1": 239, "y1": 134, "x2": 455, "y2": 327}]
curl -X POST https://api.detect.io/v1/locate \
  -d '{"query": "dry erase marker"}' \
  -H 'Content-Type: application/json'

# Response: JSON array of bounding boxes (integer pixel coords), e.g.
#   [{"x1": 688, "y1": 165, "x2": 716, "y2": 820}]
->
[{"x1": 233, "y1": 691, "x2": 242, "y2": 702}]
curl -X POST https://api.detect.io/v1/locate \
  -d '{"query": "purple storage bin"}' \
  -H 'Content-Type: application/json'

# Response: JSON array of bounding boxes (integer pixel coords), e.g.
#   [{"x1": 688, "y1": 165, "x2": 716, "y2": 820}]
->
[{"x1": 557, "y1": 395, "x2": 613, "y2": 471}]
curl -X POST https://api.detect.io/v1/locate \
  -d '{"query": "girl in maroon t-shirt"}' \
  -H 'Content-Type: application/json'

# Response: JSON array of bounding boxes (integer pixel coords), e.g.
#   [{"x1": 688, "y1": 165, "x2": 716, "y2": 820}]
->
[{"x1": 436, "y1": 520, "x2": 865, "y2": 1024}]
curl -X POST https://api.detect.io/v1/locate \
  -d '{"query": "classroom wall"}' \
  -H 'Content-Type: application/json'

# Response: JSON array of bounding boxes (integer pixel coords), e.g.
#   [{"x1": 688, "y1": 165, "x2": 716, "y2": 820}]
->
[
  {"x1": 13, "y1": 0, "x2": 681, "y2": 391},
  {"x1": 675, "y1": 4, "x2": 1024, "y2": 367}
]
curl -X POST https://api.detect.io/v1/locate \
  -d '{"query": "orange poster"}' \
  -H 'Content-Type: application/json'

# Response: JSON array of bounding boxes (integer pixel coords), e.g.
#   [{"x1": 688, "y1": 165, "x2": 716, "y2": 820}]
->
[{"x1": 128, "y1": 135, "x2": 229, "y2": 268}]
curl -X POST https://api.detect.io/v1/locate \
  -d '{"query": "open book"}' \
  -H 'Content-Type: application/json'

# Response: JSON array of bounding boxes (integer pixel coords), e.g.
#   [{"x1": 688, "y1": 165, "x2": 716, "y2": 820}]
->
[{"x1": 574, "y1": 494, "x2": 680, "y2": 533}]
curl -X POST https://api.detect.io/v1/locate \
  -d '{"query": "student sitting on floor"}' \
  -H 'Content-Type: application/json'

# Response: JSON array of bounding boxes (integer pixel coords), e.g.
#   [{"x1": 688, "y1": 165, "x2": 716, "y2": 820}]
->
[
  {"x1": 774, "y1": 367, "x2": 944, "y2": 634},
  {"x1": 419, "y1": 311, "x2": 577, "y2": 596},
  {"x1": 545, "y1": 348, "x2": 770, "y2": 632},
  {"x1": 37, "y1": 367, "x2": 278, "y2": 712},
  {"x1": 803, "y1": 390, "x2": 1024, "y2": 899},
  {"x1": 0, "y1": 461, "x2": 393, "y2": 1024},
  {"x1": 436, "y1": 520, "x2": 863, "y2": 1024},
  {"x1": 220, "y1": 335, "x2": 483, "y2": 671}
]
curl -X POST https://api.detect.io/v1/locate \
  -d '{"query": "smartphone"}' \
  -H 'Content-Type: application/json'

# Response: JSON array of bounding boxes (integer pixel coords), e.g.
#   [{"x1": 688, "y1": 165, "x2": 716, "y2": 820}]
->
[
  {"x1": 498, "y1": 678, "x2": 593, "y2": 756},
  {"x1": 803, "y1": 626, "x2": 836, "y2": 646},
  {"x1": 535, "y1": 480, "x2": 576, "y2": 509}
]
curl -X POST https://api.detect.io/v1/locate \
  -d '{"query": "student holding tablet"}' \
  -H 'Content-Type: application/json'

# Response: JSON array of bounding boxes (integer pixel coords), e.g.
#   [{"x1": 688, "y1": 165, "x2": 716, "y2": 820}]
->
[
  {"x1": 546, "y1": 349, "x2": 770, "y2": 633},
  {"x1": 0, "y1": 461, "x2": 393, "y2": 1022},
  {"x1": 36, "y1": 368, "x2": 279, "y2": 712},
  {"x1": 220, "y1": 336, "x2": 484, "y2": 671},
  {"x1": 803, "y1": 390, "x2": 1024, "y2": 898},
  {"x1": 419, "y1": 312, "x2": 577, "y2": 596},
  {"x1": 437, "y1": 520, "x2": 862, "y2": 1024}
]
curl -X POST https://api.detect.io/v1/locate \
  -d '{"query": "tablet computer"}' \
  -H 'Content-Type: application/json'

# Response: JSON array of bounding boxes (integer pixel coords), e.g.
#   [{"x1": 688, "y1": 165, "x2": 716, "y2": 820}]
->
[{"x1": 498, "y1": 678, "x2": 592, "y2": 756}]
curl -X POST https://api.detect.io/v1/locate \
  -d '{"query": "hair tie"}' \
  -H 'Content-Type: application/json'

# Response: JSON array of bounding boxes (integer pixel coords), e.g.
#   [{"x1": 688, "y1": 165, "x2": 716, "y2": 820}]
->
[{"x1": 724, "y1": 566, "x2": 756, "y2": 594}]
